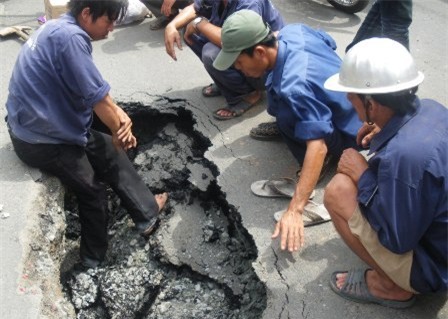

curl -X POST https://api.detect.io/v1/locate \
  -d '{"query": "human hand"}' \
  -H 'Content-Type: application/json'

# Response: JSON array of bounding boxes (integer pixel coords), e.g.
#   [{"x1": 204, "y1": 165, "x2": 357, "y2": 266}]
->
[
  {"x1": 271, "y1": 209, "x2": 304, "y2": 252},
  {"x1": 121, "y1": 133, "x2": 137, "y2": 150},
  {"x1": 165, "y1": 24, "x2": 182, "y2": 60},
  {"x1": 112, "y1": 132, "x2": 137, "y2": 151},
  {"x1": 183, "y1": 22, "x2": 197, "y2": 47},
  {"x1": 161, "y1": 0, "x2": 176, "y2": 16},
  {"x1": 116, "y1": 107, "x2": 137, "y2": 149},
  {"x1": 337, "y1": 148, "x2": 368, "y2": 184},
  {"x1": 357, "y1": 122, "x2": 380, "y2": 149}
]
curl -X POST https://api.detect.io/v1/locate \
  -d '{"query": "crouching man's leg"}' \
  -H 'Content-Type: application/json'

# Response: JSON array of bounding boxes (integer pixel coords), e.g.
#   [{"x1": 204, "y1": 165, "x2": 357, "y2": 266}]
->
[{"x1": 324, "y1": 173, "x2": 416, "y2": 306}]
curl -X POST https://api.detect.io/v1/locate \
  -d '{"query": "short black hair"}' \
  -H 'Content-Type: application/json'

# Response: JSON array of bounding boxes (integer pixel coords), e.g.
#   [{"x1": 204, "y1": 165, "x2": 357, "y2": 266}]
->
[
  {"x1": 240, "y1": 30, "x2": 277, "y2": 57},
  {"x1": 68, "y1": 0, "x2": 128, "y2": 23},
  {"x1": 359, "y1": 87, "x2": 419, "y2": 115}
]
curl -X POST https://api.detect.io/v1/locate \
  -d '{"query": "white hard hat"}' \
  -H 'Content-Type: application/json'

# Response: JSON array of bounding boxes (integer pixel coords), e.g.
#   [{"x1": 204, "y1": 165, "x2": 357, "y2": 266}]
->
[{"x1": 325, "y1": 38, "x2": 424, "y2": 94}]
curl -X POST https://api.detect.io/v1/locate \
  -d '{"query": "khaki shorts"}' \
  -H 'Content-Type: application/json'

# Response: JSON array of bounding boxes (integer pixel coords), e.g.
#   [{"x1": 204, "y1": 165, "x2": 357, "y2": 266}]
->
[{"x1": 349, "y1": 206, "x2": 417, "y2": 293}]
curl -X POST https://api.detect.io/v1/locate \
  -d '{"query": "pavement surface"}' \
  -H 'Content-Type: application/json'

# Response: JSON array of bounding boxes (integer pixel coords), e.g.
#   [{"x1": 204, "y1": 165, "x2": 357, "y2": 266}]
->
[{"x1": 1, "y1": 0, "x2": 447, "y2": 318}]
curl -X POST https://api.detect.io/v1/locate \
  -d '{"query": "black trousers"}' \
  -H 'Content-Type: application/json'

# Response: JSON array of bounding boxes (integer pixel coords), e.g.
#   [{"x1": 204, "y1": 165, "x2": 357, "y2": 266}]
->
[
  {"x1": 346, "y1": 0, "x2": 413, "y2": 52},
  {"x1": 9, "y1": 129, "x2": 158, "y2": 265}
]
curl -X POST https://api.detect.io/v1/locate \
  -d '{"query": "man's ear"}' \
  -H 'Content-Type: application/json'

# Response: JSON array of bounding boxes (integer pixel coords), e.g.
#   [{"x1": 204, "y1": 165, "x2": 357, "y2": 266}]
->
[
  {"x1": 254, "y1": 45, "x2": 266, "y2": 58},
  {"x1": 79, "y1": 7, "x2": 91, "y2": 23}
]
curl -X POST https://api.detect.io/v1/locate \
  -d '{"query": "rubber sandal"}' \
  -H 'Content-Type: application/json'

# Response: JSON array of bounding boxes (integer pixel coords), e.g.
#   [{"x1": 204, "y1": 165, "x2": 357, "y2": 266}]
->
[
  {"x1": 250, "y1": 122, "x2": 281, "y2": 141},
  {"x1": 213, "y1": 100, "x2": 256, "y2": 121},
  {"x1": 251, "y1": 177, "x2": 315, "y2": 199},
  {"x1": 202, "y1": 83, "x2": 221, "y2": 97},
  {"x1": 330, "y1": 269, "x2": 416, "y2": 309},
  {"x1": 273, "y1": 200, "x2": 330, "y2": 227}
]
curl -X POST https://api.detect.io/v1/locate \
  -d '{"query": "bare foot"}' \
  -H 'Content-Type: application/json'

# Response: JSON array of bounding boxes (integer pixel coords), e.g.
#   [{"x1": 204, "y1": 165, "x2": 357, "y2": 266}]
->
[
  {"x1": 155, "y1": 192, "x2": 168, "y2": 212},
  {"x1": 335, "y1": 270, "x2": 413, "y2": 301}
]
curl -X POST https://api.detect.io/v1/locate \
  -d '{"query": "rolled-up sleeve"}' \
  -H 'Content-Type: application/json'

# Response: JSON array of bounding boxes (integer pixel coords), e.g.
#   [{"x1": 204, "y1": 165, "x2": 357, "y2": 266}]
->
[
  {"x1": 59, "y1": 34, "x2": 110, "y2": 110},
  {"x1": 288, "y1": 92, "x2": 334, "y2": 141}
]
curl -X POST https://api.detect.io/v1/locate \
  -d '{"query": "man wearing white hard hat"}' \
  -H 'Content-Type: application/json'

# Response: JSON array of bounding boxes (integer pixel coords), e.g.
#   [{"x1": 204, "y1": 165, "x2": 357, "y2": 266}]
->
[{"x1": 324, "y1": 38, "x2": 447, "y2": 308}]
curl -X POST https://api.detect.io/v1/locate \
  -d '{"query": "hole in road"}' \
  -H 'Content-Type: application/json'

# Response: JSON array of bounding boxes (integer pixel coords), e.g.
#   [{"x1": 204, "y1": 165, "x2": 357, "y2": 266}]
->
[{"x1": 60, "y1": 98, "x2": 267, "y2": 319}]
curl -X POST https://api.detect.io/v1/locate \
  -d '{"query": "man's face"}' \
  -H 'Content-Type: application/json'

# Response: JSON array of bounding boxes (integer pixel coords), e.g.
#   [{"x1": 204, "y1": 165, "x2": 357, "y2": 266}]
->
[
  {"x1": 233, "y1": 51, "x2": 268, "y2": 78},
  {"x1": 84, "y1": 14, "x2": 115, "y2": 41},
  {"x1": 347, "y1": 93, "x2": 366, "y2": 121}
]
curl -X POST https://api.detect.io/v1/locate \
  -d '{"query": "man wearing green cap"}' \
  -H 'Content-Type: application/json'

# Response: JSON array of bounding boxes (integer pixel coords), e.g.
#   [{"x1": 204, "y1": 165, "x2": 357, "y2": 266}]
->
[
  {"x1": 214, "y1": 10, "x2": 362, "y2": 252},
  {"x1": 164, "y1": 0, "x2": 283, "y2": 120}
]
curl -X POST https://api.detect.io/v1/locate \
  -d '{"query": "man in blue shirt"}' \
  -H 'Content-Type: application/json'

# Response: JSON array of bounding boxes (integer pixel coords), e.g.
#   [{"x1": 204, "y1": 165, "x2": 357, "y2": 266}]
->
[
  {"x1": 213, "y1": 10, "x2": 362, "y2": 251},
  {"x1": 164, "y1": 0, "x2": 284, "y2": 120},
  {"x1": 6, "y1": 0, "x2": 167, "y2": 269},
  {"x1": 324, "y1": 38, "x2": 447, "y2": 307}
]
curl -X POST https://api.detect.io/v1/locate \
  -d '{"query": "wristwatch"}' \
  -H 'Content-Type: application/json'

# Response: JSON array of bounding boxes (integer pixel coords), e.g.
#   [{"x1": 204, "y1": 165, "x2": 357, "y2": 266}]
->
[{"x1": 193, "y1": 16, "x2": 208, "y2": 30}]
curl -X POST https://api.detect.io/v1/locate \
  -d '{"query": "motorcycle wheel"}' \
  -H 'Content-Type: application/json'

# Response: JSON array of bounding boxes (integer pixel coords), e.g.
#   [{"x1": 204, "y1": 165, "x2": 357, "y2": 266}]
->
[{"x1": 327, "y1": 0, "x2": 369, "y2": 14}]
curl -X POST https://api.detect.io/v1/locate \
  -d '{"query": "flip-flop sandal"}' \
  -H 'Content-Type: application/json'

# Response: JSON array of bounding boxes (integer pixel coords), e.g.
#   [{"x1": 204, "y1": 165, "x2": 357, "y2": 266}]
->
[
  {"x1": 273, "y1": 200, "x2": 330, "y2": 227},
  {"x1": 202, "y1": 83, "x2": 221, "y2": 97},
  {"x1": 251, "y1": 177, "x2": 315, "y2": 199},
  {"x1": 212, "y1": 99, "x2": 257, "y2": 121},
  {"x1": 330, "y1": 269, "x2": 416, "y2": 309}
]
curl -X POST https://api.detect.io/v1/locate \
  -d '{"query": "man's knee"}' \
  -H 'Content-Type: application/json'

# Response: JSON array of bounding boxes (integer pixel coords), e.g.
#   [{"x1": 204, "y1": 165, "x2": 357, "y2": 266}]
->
[
  {"x1": 201, "y1": 42, "x2": 220, "y2": 68},
  {"x1": 324, "y1": 173, "x2": 357, "y2": 217}
]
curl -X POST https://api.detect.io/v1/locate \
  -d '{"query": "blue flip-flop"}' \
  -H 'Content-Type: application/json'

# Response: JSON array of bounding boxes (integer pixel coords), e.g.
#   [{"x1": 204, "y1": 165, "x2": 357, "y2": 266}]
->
[{"x1": 330, "y1": 269, "x2": 416, "y2": 309}]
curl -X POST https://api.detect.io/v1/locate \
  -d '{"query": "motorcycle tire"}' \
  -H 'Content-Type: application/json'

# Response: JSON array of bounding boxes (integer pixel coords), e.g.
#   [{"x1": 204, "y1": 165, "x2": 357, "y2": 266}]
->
[{"x1": 327, "y1": 0, "x2": 370, "y2": 14}]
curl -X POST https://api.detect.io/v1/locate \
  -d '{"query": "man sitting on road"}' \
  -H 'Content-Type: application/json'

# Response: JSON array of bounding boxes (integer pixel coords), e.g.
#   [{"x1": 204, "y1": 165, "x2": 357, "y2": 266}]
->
[
  {"x1": 5, "y1": 0, "x2": 167, "y2": 269},
  {"x1": 324, "y1": 38, "x2": 447, "y2": 308},
  {"x1": 213, "y1": 10, "x2": 362, "y2": 251},
  {"x1": 164, "y1": 0, "x2": 284, "y2": 120}
]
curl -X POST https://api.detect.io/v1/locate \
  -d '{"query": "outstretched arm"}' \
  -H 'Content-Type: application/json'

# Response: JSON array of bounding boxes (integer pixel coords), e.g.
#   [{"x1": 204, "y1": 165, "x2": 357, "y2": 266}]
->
[{"x1": 272, "y1": 139, "x2": 328, "y2": 251}]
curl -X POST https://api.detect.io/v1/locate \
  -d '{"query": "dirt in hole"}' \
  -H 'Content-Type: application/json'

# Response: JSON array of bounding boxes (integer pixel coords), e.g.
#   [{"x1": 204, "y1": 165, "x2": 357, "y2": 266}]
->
[{"x1": 60, "y1": 99, "x2": 267, "y2": 319}]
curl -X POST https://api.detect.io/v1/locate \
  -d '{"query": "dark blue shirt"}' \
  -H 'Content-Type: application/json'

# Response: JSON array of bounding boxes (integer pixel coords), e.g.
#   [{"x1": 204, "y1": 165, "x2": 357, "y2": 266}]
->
[
  {"x1": 358, "y1": 99, "x2": 448, "y2": 293},
  {"x1": 6, "y1": 14, "x2": 110, "y2": 146},
  {"x1": 266, "y1": 24, "x2": 361, "y2": 142},
  {"x1": 194, "y1": 0, "x2": 284, "y2": 31}
]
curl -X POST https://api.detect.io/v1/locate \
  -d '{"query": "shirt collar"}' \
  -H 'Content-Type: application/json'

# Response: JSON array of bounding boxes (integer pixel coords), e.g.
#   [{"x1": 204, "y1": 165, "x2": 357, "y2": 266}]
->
[
  {"x1": 268, "y1": 38, "x2": 287, "y2": 94},
  {"x1": 369, "y1": 98, "x2": 420, "y2": 154}
]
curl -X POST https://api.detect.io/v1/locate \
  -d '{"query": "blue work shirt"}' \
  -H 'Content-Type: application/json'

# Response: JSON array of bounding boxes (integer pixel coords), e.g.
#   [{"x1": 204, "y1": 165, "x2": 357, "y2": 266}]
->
[
  {"x1": 266, "y1": 24, "x2": 361, "y2": 142},
  {"x1": 358, "y1": 99, "x2": 448, "y2": 293},
  {"x1": 194, "y1": 0, "x2": 284, "y2": 31},
  {"x1": 6, "y1": 13, "x2": 110, "y2": 146}
]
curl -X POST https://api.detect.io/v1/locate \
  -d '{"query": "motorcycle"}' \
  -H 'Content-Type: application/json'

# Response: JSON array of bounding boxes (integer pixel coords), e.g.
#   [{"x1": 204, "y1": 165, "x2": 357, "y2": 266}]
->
[{"x1": 327, "y1": 0, "x2": 370, "y2": 14}]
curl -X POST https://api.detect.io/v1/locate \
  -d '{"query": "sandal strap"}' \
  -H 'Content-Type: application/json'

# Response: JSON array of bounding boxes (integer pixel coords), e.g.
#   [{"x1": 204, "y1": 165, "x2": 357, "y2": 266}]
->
[{"x1": 339, "y1": 269, "x2": 371, "y2": 299}]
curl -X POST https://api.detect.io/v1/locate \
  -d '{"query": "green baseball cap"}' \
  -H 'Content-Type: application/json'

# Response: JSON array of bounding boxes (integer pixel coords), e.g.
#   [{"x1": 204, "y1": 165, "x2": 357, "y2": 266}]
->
[{"x1": 213, "y1": 9, "x2": 270, "y2": 71}]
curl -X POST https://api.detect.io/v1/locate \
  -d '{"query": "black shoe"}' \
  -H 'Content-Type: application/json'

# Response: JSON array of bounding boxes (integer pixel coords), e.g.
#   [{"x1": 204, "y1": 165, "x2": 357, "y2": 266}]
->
[
  {"x1": 73, "y1": 255, "x2": 104, "y2": 272},
  {"x1": 140, "y1": 217, "x2": 159, "y2": 238},
  {"x1": 250, "y1": 122, "x2": 281, "y2": 141},
  {"x1": 149, "y1": 15, "x2": 171, "y2": 30}
]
